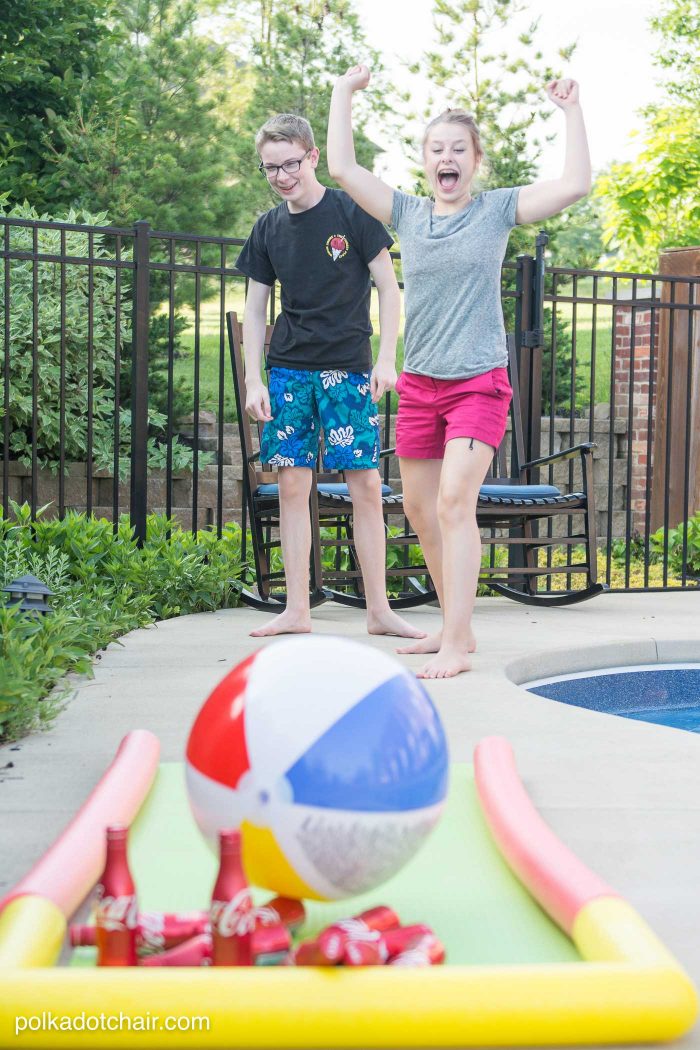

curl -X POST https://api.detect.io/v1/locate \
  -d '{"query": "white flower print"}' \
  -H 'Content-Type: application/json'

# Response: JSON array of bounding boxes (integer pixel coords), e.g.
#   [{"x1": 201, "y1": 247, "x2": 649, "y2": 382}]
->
[
  {"x1": 357, "y1": 382, "x2": 370, "y2": 396},
  {"x1": 268, "y1": 454, "x2": 295, "y2": 466},
  {"x1": 276, "y1": 425, "x2": 295, "y2": 441},
  {"x1": 284, "y1": 393, "x2": 293, "y2": 402},
  {"x1": 321, "y1": 370, "x2": 348, "y2": 389},
  {"x1": 354, "y1": 449, "x2": 362, "y2": 457},
  {"x1": 328, "y1": 425, "x2": 354, "y2": 447},
  {"x1": 368, "y1": 415, "x2": 380, "y2": 427}
]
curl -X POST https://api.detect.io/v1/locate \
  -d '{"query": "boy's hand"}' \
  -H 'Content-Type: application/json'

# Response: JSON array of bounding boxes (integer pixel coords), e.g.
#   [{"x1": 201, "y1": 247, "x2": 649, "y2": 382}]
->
[
  {"x1": 245, "y1": 381, "x2": 272, "y2": 422},
  {"x1": 337, "y1": 64, "x2": 371, "y2": 93},
  {"x1": 370, "y1": 360, "x2": 397, "y2": 404},
  {"x1": 547, "y1": 79, "x2": 579, "y2": 109}
]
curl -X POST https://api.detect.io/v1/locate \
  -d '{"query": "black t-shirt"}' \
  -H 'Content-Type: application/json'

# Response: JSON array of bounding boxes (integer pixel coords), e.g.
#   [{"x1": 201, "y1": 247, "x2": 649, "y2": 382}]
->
[{"x1": 235, "y1": 187, "x2": 393, "y2": 371}]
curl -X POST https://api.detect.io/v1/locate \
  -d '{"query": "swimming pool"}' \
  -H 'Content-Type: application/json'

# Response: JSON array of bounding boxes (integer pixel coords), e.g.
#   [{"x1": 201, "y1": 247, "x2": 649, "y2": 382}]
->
[{"x1": 525, "y1": 664, "x2": 700, "y2": 733}]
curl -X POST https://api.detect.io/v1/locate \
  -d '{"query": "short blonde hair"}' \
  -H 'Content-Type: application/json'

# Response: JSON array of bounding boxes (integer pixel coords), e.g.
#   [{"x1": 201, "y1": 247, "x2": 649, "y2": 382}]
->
[
  {"x1": 422, "y1": 109, "x2": 483, "y2": 162},
  {"x1": 255, "y1": 114, "x2": 315, "y2": 154}
]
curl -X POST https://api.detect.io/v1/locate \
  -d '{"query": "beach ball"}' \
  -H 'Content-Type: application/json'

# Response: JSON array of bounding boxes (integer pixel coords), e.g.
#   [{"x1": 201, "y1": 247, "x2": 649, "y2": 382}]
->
[{"x1": 185, "y1": 636, "x2": 449, "y2": 900}]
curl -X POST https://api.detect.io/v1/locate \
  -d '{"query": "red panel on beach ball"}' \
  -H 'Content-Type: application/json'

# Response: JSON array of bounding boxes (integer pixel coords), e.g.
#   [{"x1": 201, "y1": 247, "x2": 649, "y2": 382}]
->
[{"x1": 185, "y1": 652, "x2": 253, "y2": 789}]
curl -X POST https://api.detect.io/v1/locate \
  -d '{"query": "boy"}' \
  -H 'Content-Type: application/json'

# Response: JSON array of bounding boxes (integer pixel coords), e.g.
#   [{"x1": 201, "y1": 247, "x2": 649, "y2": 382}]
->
[{"x1": 236, "y1": 113, "x2": 425, "y2": 640}]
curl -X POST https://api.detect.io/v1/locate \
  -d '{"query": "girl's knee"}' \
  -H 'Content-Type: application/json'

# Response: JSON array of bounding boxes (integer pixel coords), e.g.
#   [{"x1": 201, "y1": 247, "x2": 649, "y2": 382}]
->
[{"x1": 437, "y1": 486, "x2": 478, "y2": 526}]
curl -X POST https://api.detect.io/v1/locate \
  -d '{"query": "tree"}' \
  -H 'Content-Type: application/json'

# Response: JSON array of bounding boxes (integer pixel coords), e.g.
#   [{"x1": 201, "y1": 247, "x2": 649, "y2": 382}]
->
[
  {"x1": 595, "y1": 109, "x2": 700, "y2": 271},
  {"x1": 550, "y1": 197, "x2": 606, "y2": 272},
  {"x1": 409, "y1": 0, "x2": 575, "y2": 259},
  {"x1": 43, "y1": 0, "x2": 241, "y2": 235},
  {"x1": 650, "y1": 0, "x2": 700, "y2": 105},
  {"x1": 226, "y1": 0, "x2": 393, "y2": 224},
  {"x1": 594, "y1": 0, "x2": 700, "y2": 271},
  {"x1": 0, "y1": 0, "x2": 116, "y2": 209}
]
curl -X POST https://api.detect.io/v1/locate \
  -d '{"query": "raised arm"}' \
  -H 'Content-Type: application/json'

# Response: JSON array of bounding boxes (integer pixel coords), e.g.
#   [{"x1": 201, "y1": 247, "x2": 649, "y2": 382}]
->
[
  {"x1": 328, "y1": 65, "x2": 395, "y2": 225},
  {"x1": 515, "y1": 80, "x2": 592, "y2": 225},
  {"x1": 242, "y1": 279, "x2": 272, "y2": 422}
]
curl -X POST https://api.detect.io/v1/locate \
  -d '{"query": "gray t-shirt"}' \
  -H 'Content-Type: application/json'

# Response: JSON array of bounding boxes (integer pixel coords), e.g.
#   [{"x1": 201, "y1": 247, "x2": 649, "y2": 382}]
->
[{"x1": 391, "y1": 187, "x2": 521, "y2": 379}]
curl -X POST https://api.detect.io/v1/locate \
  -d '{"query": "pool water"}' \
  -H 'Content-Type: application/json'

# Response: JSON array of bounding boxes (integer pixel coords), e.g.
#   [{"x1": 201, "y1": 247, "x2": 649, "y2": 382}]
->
[{"x1": 525, "y1": 664, "x2": 700, "y2": 733}]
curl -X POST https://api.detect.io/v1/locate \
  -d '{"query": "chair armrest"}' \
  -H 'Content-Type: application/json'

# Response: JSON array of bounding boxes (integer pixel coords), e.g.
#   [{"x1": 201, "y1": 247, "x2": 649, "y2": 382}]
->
[
  {"x1": 246, "y1": 451, "x2": 261, "y2": 464},
  {"x1": 520, "y1": 442, "x2": 596, "y2": 471},
  {"x1": 379, "y1": 447, "x2": 396, "y2": 459}
]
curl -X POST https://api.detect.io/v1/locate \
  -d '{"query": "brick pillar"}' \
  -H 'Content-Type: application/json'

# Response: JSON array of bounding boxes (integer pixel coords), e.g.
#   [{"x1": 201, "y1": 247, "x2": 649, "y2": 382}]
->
[{"x1": 613, "y1": 307, "x2": 660, "y2": 533}]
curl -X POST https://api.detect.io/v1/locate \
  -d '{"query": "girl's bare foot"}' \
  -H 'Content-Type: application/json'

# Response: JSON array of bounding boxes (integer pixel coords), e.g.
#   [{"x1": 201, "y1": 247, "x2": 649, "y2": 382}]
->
[
  {"x1": 396, "y1": 631, "x2": 476, "y2": 656},
  {"x1": 367, "y1": 610, "x2": 427, "y2": 639},
  {"x1": 416, "y1": 647, "x2": 473, "y2": 679},
  {"x1": 250, "y1": 609, "x2": 312, "y2": 637}
]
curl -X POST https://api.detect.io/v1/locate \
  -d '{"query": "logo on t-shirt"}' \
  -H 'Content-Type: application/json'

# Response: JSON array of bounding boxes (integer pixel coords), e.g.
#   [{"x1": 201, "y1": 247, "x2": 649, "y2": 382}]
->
[{"x1": 326, "y1": 234, "x2": 349, "y2": 261}]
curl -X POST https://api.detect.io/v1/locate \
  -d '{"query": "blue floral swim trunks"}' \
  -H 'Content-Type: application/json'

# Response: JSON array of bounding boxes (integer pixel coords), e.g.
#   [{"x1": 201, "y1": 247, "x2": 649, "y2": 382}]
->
[{"x1": 260, "y1": 367, "x2": 381, "y2": 470}]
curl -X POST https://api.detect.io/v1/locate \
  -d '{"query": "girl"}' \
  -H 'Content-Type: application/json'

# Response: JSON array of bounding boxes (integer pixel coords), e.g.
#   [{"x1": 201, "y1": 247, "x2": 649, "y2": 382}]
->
[{"x1": 327, "y1": 68, "x2": 591, "y2": 678}]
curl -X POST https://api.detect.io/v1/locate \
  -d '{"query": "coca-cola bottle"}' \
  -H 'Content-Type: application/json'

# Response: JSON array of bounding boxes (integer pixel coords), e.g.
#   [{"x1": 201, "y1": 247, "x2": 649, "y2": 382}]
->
[
  {"x1": 94, "y1": 825, "x2": 138, "y2": 966},
  {"x1": 210, "y1": 828, "x2": 254, "y2": 966},
  {"x1": 140, "y1": 933, "x2": 213, "y2": 967},
  {"x1": 389, "y1": 932, "x2": 446, "y2": 966},
  {"x1": 288, "y1": 938, "x2": 335, "y2": 966},
  {"x1": 70, "y1": 897, "x2": 304, "y2": 954},
  {"x1": 317, "y1": 906, "x2": 400, "y2": 963},
  {"x1": 343, "y1": 924, "x2": 432, "y2": 966},
  {"x1": 140, "y1": 924, "x2": 291, "y2": 967},
  {"x1": 70, "y1": 910, "x2": 210, "y2": 954},
  {"x1": 254, "y1": 896, "x2": 306, "y2": 935}
]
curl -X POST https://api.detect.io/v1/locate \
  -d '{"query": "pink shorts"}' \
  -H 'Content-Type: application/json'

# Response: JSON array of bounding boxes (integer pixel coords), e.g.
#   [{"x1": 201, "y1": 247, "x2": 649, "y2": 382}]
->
[{"x1": 395, "y1": 367, "x2": 512, "y2": 458}]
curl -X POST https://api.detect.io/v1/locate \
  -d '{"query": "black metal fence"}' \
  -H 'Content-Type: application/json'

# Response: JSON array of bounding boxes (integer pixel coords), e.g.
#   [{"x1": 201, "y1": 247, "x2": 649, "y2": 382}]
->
[{"x1": 1, "y1": 215, "x2": 698, "y2": 591}]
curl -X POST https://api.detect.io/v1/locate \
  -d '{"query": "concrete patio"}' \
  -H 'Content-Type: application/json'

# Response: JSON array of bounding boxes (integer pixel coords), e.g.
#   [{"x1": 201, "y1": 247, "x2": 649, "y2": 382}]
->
[{"x1": 1, "y1": 590, "x2": 699, "y2": 1047}]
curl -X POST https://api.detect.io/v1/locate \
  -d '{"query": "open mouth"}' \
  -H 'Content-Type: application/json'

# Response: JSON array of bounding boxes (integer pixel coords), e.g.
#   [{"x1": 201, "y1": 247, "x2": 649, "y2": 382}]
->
[{"x1": 437, "y1": 170, "x2": 459, "y2": 191}]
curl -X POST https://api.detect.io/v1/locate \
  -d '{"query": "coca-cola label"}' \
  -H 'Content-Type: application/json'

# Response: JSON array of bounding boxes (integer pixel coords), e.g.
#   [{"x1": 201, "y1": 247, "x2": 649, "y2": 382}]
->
[
  {"x1": 210, "y1": 889, "x2": 255, "y2": 937},
  {"x1": 95, "y1": 888, "x2": 138, "y2": 932},
  {"x1": 252, "y1": 904, "x2": 280, "y2": 928},
  {"x1": 137, "y1": 911, "x2": 166, "y2": 951}
]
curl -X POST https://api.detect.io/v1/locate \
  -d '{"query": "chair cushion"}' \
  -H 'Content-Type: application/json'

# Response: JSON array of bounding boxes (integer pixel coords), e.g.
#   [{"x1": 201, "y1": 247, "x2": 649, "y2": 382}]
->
[
  {"x1": 479, "y1": 484, "x2": 561, "y2": 499},
  {"x1": 256, "y1": 482, "x2": 393, "y2": 497}
]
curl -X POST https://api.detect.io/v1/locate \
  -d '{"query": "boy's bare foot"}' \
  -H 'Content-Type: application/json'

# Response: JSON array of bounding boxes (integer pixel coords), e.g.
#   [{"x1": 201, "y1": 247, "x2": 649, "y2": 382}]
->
[
  {"x1": 396, "y1": 631, "x2": 476, "y2": 656},
  {"x1": 250, "y1": 610, "x2": 312, "y2": 637},
  {"x1": 415, "y1": 647, "x2": 473, "y2": 679},
  {"x1": 367, "y1": 610, "x2": 427, "y2": 639}
]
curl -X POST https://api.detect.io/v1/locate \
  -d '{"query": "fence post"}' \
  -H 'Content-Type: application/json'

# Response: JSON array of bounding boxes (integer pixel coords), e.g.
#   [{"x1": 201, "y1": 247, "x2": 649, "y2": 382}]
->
[
  {"x1": 514, "y1": 253, "x2": 533, "y2": 465},
  {"x1": 130, "y1": 220, "x2": 150, "y2": 545}
]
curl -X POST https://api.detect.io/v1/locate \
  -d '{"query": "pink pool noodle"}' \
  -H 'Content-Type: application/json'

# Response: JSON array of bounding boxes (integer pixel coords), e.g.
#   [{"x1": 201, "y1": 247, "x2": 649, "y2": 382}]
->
[
  {"x1": 0, "y1": 730, "x2": 160, "y2": 919},
  {"x1": 474, "y1": 736, "x2": 617, "y2": 934}
]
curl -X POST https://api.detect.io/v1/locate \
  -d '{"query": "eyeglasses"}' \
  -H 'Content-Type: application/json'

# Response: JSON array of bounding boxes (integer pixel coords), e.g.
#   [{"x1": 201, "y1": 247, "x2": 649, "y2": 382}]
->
[{"x1": 258, "y1": 150, "x2": 312, "y2": 180}]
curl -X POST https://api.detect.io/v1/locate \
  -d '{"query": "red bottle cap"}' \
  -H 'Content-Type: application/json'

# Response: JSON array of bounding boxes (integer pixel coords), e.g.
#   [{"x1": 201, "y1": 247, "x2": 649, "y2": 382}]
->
[
  {"x1": 106, "y1": 824, "x2": 128, "y2": 841},
  {"x1": 218, "y1": 828, "x2": 242, "y2": 851}
]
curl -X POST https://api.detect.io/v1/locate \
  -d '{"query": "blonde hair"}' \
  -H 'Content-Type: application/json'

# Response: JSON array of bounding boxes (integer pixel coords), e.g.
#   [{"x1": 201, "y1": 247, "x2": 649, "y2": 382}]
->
[
  {"x1": 422, "y1": 109, "x2": 483, "y2": 161},
  {"x1": 255, "y1": 114, "x2": 315, "y2": 154}
]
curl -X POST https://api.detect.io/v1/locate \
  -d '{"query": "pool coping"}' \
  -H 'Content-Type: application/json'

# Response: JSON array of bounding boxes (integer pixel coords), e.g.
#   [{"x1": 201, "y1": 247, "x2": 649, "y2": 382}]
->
[{"x1": 506, "y1": 638, "x2": 700, "y2": 685}]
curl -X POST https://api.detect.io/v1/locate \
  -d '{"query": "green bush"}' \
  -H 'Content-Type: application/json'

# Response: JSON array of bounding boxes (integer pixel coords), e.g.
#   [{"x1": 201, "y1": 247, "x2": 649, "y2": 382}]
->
[
  {"x1": 651, "y1": 513, "x2": 700, "y2": 578},
  {"x1": 0, "y1": 201, "x2": 125, "y2": 471},
  {"x1": 0, "y1": 502, "x2": 247, "y2": 742},
  {"x1": 0, "y1": 200, "x2": 205, "y2": 479},
  {"x1": 607, "y1": 512, "x2": 700, "y2": 579}
]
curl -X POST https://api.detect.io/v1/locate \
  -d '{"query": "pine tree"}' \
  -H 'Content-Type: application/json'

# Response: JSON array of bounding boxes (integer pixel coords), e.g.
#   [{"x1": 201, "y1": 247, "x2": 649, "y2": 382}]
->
[
  {"x1": 227, "y1": 0, "x2": 393, "y2": 225},
  {"x1": 43, "y1": 0, "x2": 240, "y2": 235},
  {"x1": 410, "y1": 0, "x2": 575, "y2": 258}
]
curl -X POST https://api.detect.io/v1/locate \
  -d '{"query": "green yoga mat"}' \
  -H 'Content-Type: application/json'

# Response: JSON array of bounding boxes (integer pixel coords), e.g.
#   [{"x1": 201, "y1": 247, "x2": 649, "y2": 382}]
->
[{"x1": 73, "y1": 763, "x2": 578, "y2": 967}]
